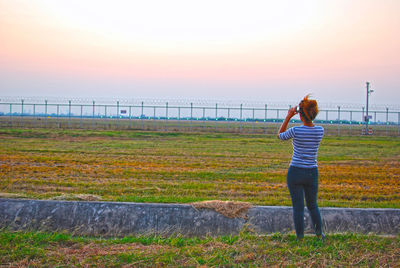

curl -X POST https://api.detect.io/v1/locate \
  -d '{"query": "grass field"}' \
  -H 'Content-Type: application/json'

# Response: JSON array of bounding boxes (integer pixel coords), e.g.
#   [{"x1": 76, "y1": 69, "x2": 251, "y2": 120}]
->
[
  {"x1": 1, "y1": 230, "x2": 399, "y2": 266},
  {"x1": 1, "y1": 128, "x2": 399, "y2": 266},
  {"x1": 1, "y1": 117, "x2": 399, "y2": 137},
  {"x1": 1, "y1": 128, "x2": 399, "y2": 208}
]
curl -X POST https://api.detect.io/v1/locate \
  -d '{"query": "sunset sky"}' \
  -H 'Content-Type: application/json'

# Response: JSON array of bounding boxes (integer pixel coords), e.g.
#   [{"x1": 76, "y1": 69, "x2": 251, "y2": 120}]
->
[{"x1": 0, "y1": 0, "x2": 399, "y2": 105}]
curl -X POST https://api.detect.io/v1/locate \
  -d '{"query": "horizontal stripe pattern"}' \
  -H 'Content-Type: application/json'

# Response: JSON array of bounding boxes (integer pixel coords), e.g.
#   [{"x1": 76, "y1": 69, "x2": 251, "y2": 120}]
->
[{"x1": 279, "y1": 125, "x2": 324, "y2": 168}]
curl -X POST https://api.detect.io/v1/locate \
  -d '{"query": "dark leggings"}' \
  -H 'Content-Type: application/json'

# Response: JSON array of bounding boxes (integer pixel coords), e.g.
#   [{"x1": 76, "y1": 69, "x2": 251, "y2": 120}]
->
[{"x1": 287, "y1": 165, "x2": 322, "y2": 238}]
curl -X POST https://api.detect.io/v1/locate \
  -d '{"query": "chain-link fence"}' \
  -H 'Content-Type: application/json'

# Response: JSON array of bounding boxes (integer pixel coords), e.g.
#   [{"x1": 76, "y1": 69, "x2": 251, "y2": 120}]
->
[{"x1": 1, "y1": 100, "x2": 399, "y2": 136}]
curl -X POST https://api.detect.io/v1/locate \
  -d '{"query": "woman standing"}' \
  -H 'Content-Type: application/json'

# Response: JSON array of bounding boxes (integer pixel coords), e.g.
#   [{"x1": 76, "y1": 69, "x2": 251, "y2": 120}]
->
[{"x1": 277, "y1": 95, "x2": 324, "y2": 240}]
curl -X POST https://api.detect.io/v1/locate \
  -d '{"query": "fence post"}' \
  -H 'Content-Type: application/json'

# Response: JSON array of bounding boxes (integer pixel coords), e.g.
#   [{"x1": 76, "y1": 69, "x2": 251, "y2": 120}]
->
[
  {"x1": 68, "y1": 100, "x2": 71, "y2": 128},
  {"x1": 227, "y1": 108, "x2": 230, "y2": 130},
  {"x1": 21, "y1": 99, "x2": 24, "y2": 127},
  {"x1": 264, "y1": 104, "x2": 267, "y2": 134},
  {"x1": 361, "y1": 107, "x2": 365, "y2": 135},
  {"x1": 350, "y1": 111, "x2": 352, "y2": 136},
  {"x1": 252, "y1": 108, "x2": 255, "y2": 133},
  {"x1": 202, "y1": 107, "x2": 205, "y2": 129},
  {"x1": 9, "y1": 103, "x2": 12, "y2": 127},
  {"x1": 45, "y1": 100, "x2": 48, "y2": 128},
  {"x1": 324, "y1": 110, "x2": 328, "y2": 135},
  {"x1": 374, "y1": 111, "x2": 377, "y2": 135},
  {"x1": 57, "y1": 104, "x2": 59, "y2": 128},
  {"x1": 153, "y1": 106, "x2": 156, "y2": 130},
  {"x1": 190, "y1": 103, "x2": 193, "y2": 132},
  {"x1": 141, "y1": 101, "x2": 144, "y2": 130},
  {"x1": 239, "y1": 104, "x2": 243, "y2": 133},
  {"x1": 178, "y1": 106, "x2": 181, "y2": 131},
  {"x1": 33, "y1": 104, "x2": 36, "y2": 128},
  {"x1": 104, "y1": 105, "x2": 107, "y2": 129},
  {"x1": 165, "y1": 102, "x2": 168, "y2": 131},
  {"x1": 116, "y1": 101, "x2": 119, "y2": 129},
  {"x1": 92, "y1": 101, "x2": 95, "y2": 129},
  {"x1": 337, "y1": 106, "x2": 340, "y2": 136},
  {"x1": 80, "y1": 105, "x2": 83, "y2": 129},
  {"x1": 386, "y1": 108, "x2": 388, "y2": 136},
  {"x1": 215, "y1": 103, "x2": 218, "y2": 131}
]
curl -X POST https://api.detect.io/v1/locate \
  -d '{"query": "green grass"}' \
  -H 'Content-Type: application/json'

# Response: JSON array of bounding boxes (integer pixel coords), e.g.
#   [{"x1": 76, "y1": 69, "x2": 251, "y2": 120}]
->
[
  {"x1": 0, "y1": 128, "x2": 399, "y2": 208},
  {"x1": 1, "y1": 128, "x2": 399, "y2": 265},
  {"x1": 0, "y1": 230, "x2": 398, "y2": 266}
]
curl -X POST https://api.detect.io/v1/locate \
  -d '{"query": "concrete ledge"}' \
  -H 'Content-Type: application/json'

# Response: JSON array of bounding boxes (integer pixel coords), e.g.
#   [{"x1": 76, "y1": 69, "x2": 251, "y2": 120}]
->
[{"x1": 1, "y1": 199, "x2": 399, "y2": 236}]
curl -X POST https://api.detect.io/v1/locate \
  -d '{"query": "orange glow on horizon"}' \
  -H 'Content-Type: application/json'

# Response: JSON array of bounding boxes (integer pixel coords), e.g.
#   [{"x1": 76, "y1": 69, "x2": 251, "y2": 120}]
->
[{"x1": 1, "y1": 0, "x2": 399, "y2": 102}]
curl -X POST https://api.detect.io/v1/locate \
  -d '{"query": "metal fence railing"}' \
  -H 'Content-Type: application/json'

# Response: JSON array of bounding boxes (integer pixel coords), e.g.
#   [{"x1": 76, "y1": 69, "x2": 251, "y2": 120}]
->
[{"x1": 1, "y1": 101, "x2": 399, "y2": 136}]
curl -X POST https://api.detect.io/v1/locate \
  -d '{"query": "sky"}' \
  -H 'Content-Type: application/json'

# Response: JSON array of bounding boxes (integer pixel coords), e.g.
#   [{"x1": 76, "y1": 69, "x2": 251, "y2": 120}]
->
[{"x1": 0, "y1": 0, "x2": 399, "y2": 106}]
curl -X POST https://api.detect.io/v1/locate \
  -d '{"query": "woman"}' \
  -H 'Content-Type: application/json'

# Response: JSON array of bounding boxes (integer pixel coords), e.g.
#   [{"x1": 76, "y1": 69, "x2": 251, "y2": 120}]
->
[{"x1": 277, "y1": 94, "x2": 324, "y2": 240}]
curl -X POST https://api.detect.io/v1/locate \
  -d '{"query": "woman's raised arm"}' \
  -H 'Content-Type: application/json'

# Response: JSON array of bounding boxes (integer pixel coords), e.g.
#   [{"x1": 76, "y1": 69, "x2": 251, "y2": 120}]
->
[{"x1": 277, "y1": 107, "x2": 297, "y2": 139}]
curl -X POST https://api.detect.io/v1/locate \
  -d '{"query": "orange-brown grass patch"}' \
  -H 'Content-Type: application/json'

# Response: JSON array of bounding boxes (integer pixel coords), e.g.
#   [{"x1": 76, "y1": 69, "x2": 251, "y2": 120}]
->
[
  {"x1": 1, "y1": 128, "x2": 399, "y2": 207},
  {"x1": 191, "y1": 200, "x2": 253, "y2": 219},
  {"x1": 51, "y1": 193, "x2": 102, "y2": 201},
  {"x1": 48, "y1": 242, "x2": 174, "y2": 259},
  {"x1": 0, "y1": 192, "x2": 27, "y2": 198},
  {"x1": 12, "y1": 242, "x2": 177, "y2": 267},
  {"x1": 319, "y1": 160, "x2": 400, "y2": 206}
]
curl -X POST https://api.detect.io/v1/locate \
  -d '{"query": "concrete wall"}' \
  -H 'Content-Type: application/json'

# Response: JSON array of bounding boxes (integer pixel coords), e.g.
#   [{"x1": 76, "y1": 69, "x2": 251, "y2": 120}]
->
[{"x1": 1, "y1": 199, "x2": 399, "y2": 237}]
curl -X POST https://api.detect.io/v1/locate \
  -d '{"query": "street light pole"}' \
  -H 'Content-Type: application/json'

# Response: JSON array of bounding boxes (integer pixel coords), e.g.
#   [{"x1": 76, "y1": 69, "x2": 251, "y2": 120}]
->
[{"x1": 365, "y1": 82, "x2": 374, "y2": 135}]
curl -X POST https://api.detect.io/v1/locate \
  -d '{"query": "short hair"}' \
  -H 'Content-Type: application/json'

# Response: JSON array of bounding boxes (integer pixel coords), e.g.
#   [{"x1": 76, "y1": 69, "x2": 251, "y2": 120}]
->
[{"x1": 299, "y1": 94, "x2": 319, "y2": 122}]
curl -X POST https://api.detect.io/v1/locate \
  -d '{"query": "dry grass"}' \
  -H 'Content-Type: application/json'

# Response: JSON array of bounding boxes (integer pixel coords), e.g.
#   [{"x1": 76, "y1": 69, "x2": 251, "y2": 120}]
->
[
  {"x1": 191, "y1": 200, "x2": 253, "y2": 219},
  {"x1": 1, "y1": 230, "x2": 399, "y2": 267},
  {"x1": 0, "y1": 192, "x2": 27, "y2": 199},
  {"x1": 0, "y1": 128, "x2": 399, "y2": 208},
  {"x1": 51, "y1": 193, "x2": 102, "y2": 201}
]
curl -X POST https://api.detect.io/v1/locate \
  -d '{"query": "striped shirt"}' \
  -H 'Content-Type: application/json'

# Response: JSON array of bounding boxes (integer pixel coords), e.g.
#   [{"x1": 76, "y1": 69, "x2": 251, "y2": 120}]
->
[{"x1": 279, "y1": 125, "x2": 324, "y2": 168}]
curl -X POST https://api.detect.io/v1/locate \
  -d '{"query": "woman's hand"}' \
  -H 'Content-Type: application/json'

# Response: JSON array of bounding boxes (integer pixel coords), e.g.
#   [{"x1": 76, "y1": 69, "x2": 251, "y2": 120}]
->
[
  {"x1": 277, "y1": 106, "x2": 298, "y2": 138},
  {"x1": 286, "y1": 106, "x2": 298, "y2": 119}
]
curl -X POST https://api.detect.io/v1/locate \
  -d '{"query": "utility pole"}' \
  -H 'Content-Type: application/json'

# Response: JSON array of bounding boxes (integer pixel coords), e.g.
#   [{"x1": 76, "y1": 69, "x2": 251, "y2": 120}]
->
[{"x1": 364, "y1": 82, "x2": 374, "y2": 135}]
